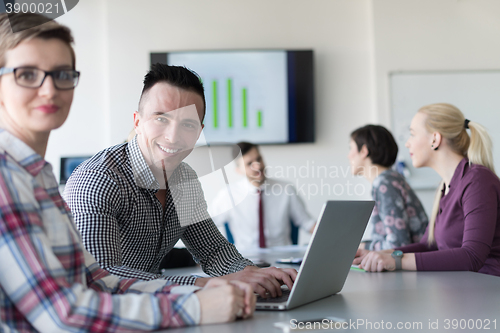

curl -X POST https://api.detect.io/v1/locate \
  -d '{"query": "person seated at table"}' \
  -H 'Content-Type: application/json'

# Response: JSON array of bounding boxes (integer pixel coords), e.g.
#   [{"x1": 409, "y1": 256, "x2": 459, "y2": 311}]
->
[
  {"x1": 211, "y1": 142, "x2": 316, "y2": 251},
  {"x1": 348, "y1": 125, "x2": 428, "y2": 250},
  {"x1": 354, "y1": 103, "x2": 500, "y2": 276},
  {"x1": 64, "y1": 64, "x2": 296, "y2": 297},
  {"x1": 0, "y1": 13, "x2": 255, "y2": 331}
]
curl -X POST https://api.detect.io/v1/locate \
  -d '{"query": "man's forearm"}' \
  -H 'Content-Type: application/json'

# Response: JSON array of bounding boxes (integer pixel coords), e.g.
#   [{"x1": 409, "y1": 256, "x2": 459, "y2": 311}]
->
[{"x1": 103, "y1": 263, "x2": 198, "y2": 285}]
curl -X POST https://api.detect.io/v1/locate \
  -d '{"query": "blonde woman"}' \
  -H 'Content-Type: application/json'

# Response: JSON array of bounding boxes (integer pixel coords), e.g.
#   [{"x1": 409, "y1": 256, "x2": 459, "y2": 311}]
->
[
  {"x1": 353, "y1": 103, "x2": 500, "y2": 276},
  {"x1": 0, "y1": 13, "x2": 254, "y2": 332}
]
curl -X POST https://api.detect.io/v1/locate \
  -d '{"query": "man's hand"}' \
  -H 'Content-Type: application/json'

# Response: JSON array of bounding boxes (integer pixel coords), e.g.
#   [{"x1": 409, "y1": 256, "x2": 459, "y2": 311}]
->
[
  {"x1": 196, "y1": 278, "x2": 256, "y2": 324},
  {"x1": 195, "y1": 266, "x2": 297, "y2": 298}
]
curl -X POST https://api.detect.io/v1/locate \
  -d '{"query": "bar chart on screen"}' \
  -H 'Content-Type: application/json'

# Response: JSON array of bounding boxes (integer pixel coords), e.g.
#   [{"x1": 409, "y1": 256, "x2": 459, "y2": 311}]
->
[
  {"x1": 167, "y1": 51, "x2": 289, "y2": 144},
  {"x1": 209, "y1": 78, "x2": 264, "y2": 128}
]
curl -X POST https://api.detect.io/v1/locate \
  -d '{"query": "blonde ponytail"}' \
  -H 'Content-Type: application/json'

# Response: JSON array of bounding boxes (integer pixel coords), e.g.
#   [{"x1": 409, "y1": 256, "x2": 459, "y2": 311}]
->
[
  {"x1": 467, "y1": 121, "x2": 495, "y2": 174},
  {"x1": 418, "y1": 103, "x2": 496, "y2": 245}
]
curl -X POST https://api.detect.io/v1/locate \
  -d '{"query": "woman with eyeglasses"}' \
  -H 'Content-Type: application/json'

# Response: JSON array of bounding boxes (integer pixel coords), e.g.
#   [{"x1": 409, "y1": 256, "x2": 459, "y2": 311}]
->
[
  {"x1": 0, "y1": 13, "x2": 255, "y2": 332},
  {"x1": 354, "y1": 103, "x2": 500, "y2": 276}
]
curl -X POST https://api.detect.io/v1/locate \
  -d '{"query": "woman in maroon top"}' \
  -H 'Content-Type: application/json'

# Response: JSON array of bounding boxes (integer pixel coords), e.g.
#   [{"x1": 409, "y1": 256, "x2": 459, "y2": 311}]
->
[{"x1": 353, "y1": 103, "x2": 500, "y2": 276}]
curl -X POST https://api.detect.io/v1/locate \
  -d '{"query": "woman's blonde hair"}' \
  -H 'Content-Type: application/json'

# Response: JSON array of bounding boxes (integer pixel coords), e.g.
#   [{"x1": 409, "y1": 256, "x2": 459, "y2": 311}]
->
[
  {"x1": 418, "y1": 103, "x2": 495, "y2": 244},
  {"x1": 0, "y1": 13, "x2": 75, "y2": 68}
]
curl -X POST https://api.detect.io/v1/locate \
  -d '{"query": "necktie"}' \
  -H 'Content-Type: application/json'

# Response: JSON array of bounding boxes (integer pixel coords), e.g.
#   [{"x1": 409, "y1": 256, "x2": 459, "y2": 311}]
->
[{"x1": 258, "y1": 189, "x2": 266, "y2": 248}]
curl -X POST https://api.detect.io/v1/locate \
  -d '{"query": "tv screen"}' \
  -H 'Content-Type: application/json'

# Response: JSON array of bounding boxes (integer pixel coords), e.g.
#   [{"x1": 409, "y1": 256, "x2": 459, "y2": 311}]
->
[{"x1": 151, "y1": 50, "x2": 314, "y2": 145}]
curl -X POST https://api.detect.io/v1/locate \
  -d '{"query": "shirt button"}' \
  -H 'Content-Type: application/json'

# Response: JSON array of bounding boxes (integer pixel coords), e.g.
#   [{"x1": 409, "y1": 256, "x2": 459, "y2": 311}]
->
[{"x1": 439, "y1": 209, "x2": 443, "y2": 214}]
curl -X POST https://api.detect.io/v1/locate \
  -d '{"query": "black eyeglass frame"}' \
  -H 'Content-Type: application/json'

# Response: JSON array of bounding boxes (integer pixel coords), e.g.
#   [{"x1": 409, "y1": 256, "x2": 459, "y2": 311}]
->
[{"x1": 0, "y1": 67, "x2": 80, "y2": 90}]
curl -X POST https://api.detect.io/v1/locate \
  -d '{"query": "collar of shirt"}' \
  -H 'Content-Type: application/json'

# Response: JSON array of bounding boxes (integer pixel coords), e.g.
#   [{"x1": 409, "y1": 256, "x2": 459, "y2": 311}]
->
[
  {"x1": 0, "y1": 128, "x2": 48, "y2": 177},
  {"x1": 448, "y1": 157, "x2": 469, "y2": 189},
  {"x1": 127, "y1": 135, "x2": 185, "y2": 194},
  {"x1": 242, "y1": 177, "x2": 268, "y2": 194},
  {"x1": 127, "y1": 135, "x2": 160, "y2": 190}
]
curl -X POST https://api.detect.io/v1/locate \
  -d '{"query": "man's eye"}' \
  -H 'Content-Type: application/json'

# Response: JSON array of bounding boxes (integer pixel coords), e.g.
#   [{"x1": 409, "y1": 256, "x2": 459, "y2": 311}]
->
[
  {"x1": 155, "y1": 117, "x2": 168, "y2": 123},
  {"x1": 183, "y1": 123, "x2": 196, "y2": 129}
]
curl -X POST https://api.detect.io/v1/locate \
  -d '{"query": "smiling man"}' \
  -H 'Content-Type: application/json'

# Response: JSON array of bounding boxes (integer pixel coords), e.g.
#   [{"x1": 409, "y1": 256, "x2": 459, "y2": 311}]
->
[{"x1": 64, "y1": 64, "x2": 296, "y2": 297}]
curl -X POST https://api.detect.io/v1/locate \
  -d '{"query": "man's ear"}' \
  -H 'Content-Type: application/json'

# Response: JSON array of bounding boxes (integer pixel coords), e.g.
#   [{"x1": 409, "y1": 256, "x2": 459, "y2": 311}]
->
[
  {"x1": 195, "y1": 123, "x2": 205, "y2": 141},
  {"x1": 133, "y1": 111, "x2": 141, "y2": 134}
]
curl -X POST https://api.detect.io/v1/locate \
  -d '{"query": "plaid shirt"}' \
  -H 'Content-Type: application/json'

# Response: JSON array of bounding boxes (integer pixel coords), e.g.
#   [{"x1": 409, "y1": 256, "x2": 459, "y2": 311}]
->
[
  {"x1": 64, "y1": 136, "x2": 253, "y2": 285},
  {"x1": 0, "y1": 130, "x2": 200, "y2": 332}
]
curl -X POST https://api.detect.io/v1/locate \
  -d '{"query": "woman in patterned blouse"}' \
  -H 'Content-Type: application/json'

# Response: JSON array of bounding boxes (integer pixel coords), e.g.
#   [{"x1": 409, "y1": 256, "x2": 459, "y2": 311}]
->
[
  {"x1": 348, "y1": 125, "x2": 428, "y2": 250},
  {"x1": 0, "y1": 13, "x2": 254, "y2": 332}
]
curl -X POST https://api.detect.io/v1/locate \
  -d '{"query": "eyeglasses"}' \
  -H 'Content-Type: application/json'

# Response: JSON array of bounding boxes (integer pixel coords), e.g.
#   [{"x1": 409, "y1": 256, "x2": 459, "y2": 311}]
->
[{"x1": 0, "y1": 67, "x2": 80, "y2": 90}]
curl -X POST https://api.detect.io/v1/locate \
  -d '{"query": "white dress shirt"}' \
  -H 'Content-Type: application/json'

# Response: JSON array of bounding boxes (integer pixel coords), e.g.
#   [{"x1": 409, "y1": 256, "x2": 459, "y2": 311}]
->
[{"x1": 211, "y1": 178, "x2": 316, "y2": 251}]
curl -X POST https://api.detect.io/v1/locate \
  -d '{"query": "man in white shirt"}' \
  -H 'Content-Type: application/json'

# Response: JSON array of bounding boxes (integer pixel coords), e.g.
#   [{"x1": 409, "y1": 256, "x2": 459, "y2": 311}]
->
[{"x1": 211, "y1": 142, "x2": 316, "y2": 251}]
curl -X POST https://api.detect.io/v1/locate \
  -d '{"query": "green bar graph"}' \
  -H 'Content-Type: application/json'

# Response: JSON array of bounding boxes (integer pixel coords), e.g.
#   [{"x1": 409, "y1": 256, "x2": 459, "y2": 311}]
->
[
  {"x1": 242, "y1": 88, "x2": 248, "y2": 128},
  {"x1": 227, "y1": 79, "x2": 233, "y2": 128},
  {"x1": 212, "y1": 80, "x2": 218, "y2": 128},
  {"x1": 208, "y1": 79, "x2": 262, "y2": 130}
]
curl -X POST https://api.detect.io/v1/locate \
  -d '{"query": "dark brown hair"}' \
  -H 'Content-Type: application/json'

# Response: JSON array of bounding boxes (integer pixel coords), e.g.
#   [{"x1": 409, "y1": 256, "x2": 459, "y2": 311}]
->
[
  {"x1": 232, "y1": 142, "x2": 258, "y2": 160},
  {"x1": 350, "y1": 124, "x2": 398, "y2": 167},
  {"x1": 138, "y1": 63, "x2": 206, "y2": 121}
]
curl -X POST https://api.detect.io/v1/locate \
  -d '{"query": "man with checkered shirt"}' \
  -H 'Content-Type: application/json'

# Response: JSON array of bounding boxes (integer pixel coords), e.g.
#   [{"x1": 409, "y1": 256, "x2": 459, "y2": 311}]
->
[{"x1": 65, "y1": 64, "x2": 295, "y2": 298}]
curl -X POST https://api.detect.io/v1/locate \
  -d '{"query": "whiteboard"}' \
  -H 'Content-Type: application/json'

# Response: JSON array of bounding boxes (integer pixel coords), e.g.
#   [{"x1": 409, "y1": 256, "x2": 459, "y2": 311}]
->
[{"x1": 390, "y1": 70, "x2": 500, "y2": 190}]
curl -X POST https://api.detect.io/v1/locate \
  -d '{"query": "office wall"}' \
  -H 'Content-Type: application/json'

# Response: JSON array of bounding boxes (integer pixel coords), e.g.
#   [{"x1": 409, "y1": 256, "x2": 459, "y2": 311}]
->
[{"x1": 373, "y1": 0, "x2": 500, "y2": 124}]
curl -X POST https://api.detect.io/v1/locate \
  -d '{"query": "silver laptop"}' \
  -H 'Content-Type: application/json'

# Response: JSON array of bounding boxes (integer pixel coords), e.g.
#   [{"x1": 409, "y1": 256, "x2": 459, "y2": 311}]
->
[{"x1": 256, "y1": 200, "x2": 374, "y2": 310}]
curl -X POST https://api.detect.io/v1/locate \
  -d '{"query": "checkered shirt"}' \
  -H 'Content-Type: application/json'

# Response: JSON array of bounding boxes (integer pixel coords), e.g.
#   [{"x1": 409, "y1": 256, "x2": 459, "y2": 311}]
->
[
  {"x1": 0, "y1": 129, "x2": 201, "y2": 332},
  {"x1": 64, "y1": 136, "x2": 253, "y2": 285}
]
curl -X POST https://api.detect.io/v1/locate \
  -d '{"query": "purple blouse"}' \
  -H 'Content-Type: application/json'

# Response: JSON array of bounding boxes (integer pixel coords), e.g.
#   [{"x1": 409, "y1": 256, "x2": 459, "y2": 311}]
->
[{"x1": 396, "y1": 158, "x2": 500, "y2": 276}]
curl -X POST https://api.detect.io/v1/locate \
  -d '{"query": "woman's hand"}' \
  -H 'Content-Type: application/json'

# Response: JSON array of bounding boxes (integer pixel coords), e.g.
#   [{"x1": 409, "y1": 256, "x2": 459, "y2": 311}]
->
[
  {"x1": 357, "y1": 251, "x2": 396, "y2": 272},
  {"x1": 196, "y1": 278, "x2": 256, "y2": 324},
  {"x1": 352, "y1": 248, "x2": 371, "y2": 266}
]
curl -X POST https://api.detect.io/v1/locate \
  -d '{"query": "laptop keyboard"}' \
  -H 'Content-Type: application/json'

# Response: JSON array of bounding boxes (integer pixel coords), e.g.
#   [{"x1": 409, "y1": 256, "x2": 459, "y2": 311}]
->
[{"x1": 256, "y1": 289, "x2": 291, "y2": 303}]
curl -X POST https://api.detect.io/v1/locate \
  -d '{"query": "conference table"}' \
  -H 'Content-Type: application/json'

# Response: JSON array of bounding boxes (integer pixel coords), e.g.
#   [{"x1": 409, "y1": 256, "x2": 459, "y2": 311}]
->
[{"x1": 161, "y1": 246, "x2": 500, "y2": 332}]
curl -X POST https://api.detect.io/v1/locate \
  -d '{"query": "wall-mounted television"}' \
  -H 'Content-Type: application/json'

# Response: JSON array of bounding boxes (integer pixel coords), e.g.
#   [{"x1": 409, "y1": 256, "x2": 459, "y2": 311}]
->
[{"x1": 150, "y1": 50, "x2": 315, "y2": 145}]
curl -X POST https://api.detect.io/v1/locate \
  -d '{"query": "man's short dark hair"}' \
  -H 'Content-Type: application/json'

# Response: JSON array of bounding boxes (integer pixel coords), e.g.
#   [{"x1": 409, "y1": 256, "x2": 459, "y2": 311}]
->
[
  {"x1": 233, "y1": 141, "x2": 258, "y2": 160},
  {"x1": 139, "y1": 63, "x2": 206, "y2": 122},
  {"x1": 350, "y1": 125, "x2": 398, "y2": 167}
]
